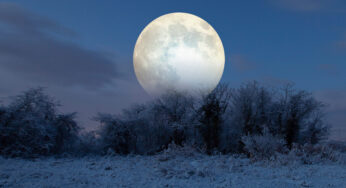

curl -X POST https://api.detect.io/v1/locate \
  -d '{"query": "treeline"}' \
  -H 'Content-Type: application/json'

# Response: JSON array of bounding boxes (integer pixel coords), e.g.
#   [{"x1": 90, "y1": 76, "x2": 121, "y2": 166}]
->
[{"x1": 0, "y1": 82, "x2": 330, "y2": 158}]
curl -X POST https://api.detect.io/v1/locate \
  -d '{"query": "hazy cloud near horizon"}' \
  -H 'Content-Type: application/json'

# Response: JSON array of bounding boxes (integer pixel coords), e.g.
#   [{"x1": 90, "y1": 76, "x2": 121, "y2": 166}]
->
[{"x1": 230, "y1": 54, "x2": 256, "y2": 72}]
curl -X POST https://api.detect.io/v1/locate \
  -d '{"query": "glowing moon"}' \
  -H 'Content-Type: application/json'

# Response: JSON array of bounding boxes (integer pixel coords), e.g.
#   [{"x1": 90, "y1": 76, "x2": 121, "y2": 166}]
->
[{"x1": 133, "y1": 12, "x2": 225, "y2": 96}]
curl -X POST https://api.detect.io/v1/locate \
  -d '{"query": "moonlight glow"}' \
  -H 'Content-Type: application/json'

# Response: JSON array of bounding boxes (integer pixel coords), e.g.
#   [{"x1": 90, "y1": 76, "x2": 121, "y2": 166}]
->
[{"x1": 133, "y1": 12, "x2": 225, "y2": 96}]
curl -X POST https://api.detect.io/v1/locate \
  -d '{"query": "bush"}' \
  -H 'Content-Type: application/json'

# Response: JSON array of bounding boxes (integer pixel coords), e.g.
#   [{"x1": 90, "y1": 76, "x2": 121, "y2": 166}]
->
[
  {"x1": 275, "y1": 143, "x2": 346, "y2": 165},
  {"x1": 326, "y1": 140, "x2": 346, "y2": 153},
  {"x1": 241, "y1": 128, "x2": 288, "y2": 160}
]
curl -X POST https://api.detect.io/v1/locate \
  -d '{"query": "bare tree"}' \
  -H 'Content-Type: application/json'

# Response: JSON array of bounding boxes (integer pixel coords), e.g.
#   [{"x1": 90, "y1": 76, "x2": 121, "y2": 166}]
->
[
  {"x1": 197, "y1": 84, "x2": 231, "y2": 154},
  {"x1": 276, "y1": 86, "x2": 328, "y2": 148}
]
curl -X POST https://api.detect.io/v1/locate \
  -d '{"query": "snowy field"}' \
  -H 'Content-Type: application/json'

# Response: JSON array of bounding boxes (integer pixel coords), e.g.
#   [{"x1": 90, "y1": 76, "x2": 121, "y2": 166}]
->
[{"x1": 1, "y1": 152, "x2": 345, "y2": 188}]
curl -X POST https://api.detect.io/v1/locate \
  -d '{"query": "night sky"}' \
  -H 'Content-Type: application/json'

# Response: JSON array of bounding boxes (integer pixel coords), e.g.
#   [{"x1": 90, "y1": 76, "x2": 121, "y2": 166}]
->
[{"x1": 0, "y1": 0, "x2": 345, "y2": 140}]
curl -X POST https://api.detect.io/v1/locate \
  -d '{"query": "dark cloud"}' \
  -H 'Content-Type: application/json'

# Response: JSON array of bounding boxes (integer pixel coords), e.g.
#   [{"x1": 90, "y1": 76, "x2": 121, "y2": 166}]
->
[
  {"x1": 316, "y1": 63, "x2": 341, "y2": 76},
  {"x1": 230, "y1": 54, "x2": 256, "y2": 72},
  {"x1": 0, "y1": 2, "x2": 119, "y2": 89},
  {"x1": 260, "y1": 76, "x2": 293, "y2": 87},
  {"x1": 271, "y1": 0, "x2": 346, "y2": 12},
  {"x1": 328, "y1": 33, "x2": 346, "y2": 55},
  {"x1": 334, "y1": 35, "x2": 346, "y2": 51},
  {"x1": 0, "y1": 2, "x2": 75, "y2": 37}
]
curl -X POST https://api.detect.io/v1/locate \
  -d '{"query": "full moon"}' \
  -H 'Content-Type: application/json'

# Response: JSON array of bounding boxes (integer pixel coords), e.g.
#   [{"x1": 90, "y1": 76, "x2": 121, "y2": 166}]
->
[{"x1": 133, "y1": 12, "x2": 225, "y2": 96}]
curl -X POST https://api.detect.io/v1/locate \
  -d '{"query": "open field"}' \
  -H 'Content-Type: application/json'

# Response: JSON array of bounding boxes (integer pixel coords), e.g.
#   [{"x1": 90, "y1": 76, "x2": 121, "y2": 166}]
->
[{"x1": 1, "y1": 153, "x2": 345, "y2": 188}]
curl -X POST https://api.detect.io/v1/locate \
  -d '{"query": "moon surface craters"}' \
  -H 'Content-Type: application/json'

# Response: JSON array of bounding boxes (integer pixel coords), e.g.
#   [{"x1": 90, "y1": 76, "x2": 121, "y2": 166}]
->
[{"x1": 134, "y1": 12, "x2": 225, "y2": 96}]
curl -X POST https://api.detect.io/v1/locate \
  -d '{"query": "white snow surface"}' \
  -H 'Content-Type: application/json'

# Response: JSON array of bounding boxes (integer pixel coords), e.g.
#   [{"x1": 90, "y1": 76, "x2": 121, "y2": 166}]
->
[{"x1": 0, "y1": 152, "x2": 345, "y2": 188}]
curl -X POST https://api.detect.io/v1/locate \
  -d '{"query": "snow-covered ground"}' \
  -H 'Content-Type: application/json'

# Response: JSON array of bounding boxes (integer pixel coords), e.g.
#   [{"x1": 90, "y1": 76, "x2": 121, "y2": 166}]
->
[{"x1": 0, "y1": 152, "x2": 345, "y2": 188}]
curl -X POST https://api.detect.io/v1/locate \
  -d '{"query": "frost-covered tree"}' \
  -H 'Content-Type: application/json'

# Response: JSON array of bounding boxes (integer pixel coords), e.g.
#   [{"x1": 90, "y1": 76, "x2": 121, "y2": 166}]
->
[
  {"x1": 219, "y1": 82, "x2": 274, "y2": 153},
  {"x1": 223, "y1": 82, "x2": 329, "y2": 152},
  {"x1": 151, "y1": 91, "x2": 196, "y2": 146},
  {"x1": 273, "y1": 85, "x2": 329, "y2": 148},
  {"x1": 0, "y1": 88, "x2": 80, "y2": 157},
  {"x1": 229, "y1": 81, "x2": 273, "y2": 136},
  {"x1": 96, "y1": 92, "x2": 197, "y2": 155}
]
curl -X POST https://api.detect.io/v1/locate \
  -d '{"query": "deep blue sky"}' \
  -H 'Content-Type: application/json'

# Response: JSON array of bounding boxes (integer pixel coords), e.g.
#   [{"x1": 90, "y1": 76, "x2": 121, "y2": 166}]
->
[{"x1": 0, "y1": 0, "x2": 345, "y2": 140}]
